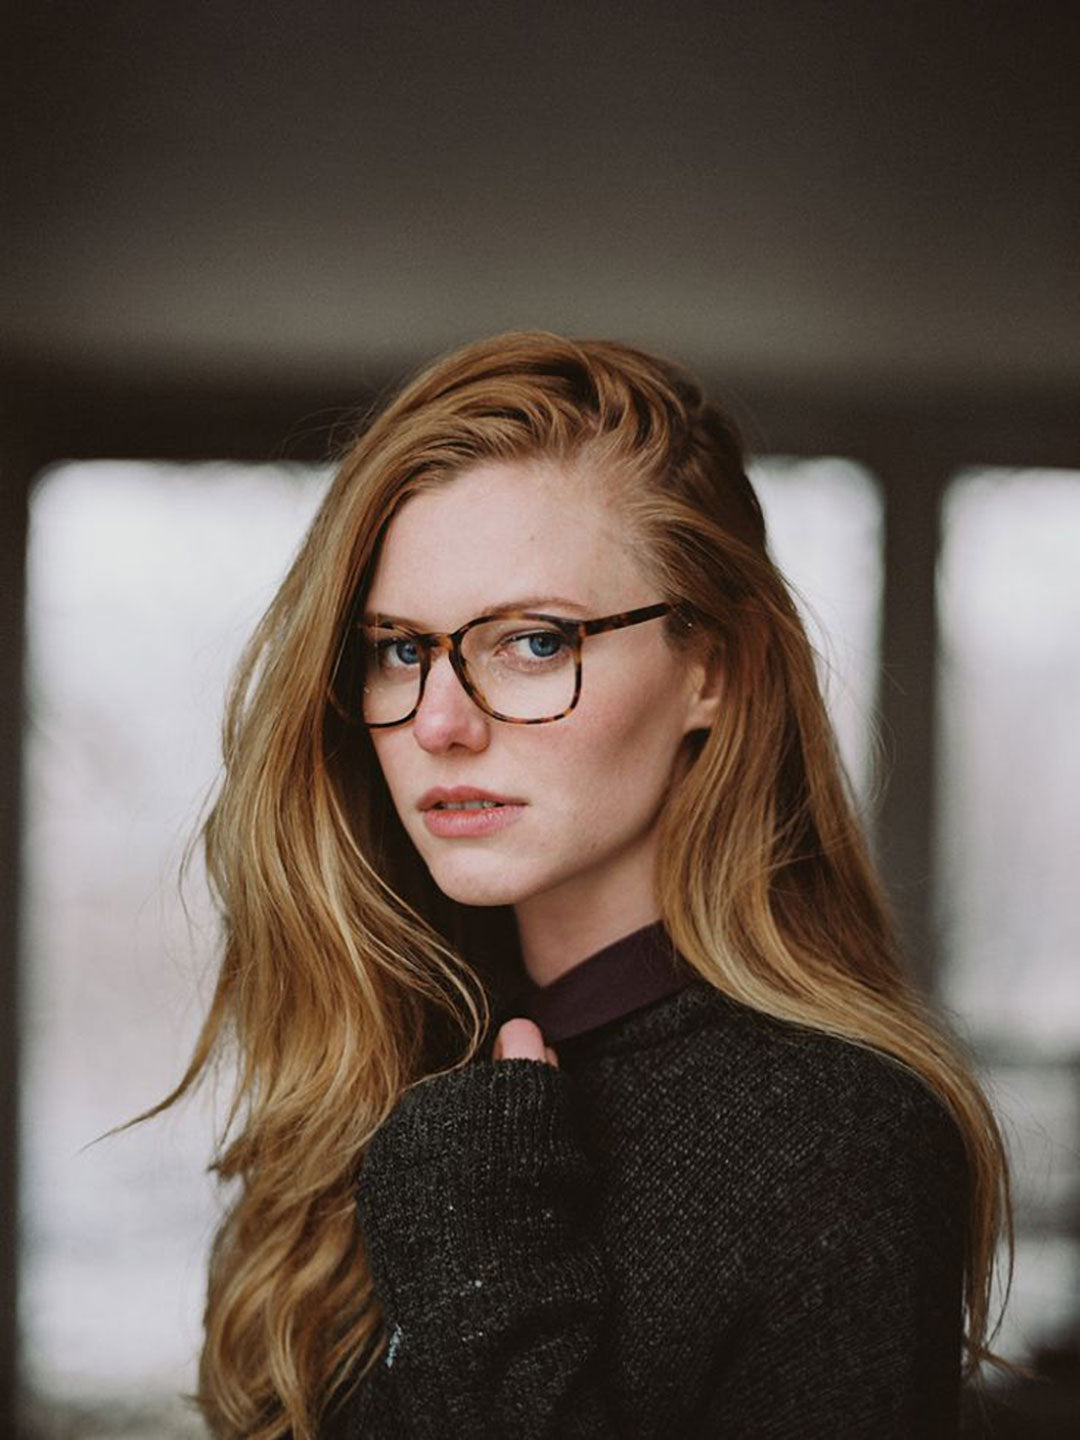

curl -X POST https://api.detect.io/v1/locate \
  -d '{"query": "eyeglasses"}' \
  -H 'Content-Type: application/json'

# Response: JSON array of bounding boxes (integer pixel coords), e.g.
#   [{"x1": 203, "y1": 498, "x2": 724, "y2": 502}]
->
[{"x1": 329, "y1": 600, "x2": 691, "y2": 727}]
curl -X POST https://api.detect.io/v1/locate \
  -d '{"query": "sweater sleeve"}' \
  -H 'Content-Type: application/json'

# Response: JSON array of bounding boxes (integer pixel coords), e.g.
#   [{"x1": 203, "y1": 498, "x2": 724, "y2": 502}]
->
[
  {"x1": 691, "y1": 1071, "x2": 970, "y2": 1438},
  {"x1": 346, "y1": 1057, "x2": 622, "y2": 1439}
]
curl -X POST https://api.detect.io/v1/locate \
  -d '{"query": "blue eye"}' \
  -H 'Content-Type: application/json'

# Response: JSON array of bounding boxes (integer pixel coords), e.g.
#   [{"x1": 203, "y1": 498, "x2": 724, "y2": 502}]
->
[
  {"x1": 493, "y1": 629, "x2": 570, "y2": 668},
  {"x1": 523, "y1": 631, "x2": 564, "y2": 659},
  {"x1": 374, "y1": 637, "x2": 420, "y2": 669}
]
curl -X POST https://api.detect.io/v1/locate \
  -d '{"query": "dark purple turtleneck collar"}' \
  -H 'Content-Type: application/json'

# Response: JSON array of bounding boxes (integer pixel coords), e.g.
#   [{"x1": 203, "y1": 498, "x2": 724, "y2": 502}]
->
[{"x1": 517, "y1": 918, "x2": 701, "y2": 1044}]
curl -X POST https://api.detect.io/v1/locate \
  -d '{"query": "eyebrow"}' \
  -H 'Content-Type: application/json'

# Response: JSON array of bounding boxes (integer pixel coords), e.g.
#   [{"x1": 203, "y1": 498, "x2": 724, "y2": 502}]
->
[{"x1": 361, "y1": 594, "x2": 590, "y2": 628}]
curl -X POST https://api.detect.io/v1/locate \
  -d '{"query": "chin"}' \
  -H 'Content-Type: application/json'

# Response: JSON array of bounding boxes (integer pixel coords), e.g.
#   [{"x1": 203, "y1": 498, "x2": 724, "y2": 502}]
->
[{"x1": 425, "y1": 860, "x2": 529, "y2": 909}]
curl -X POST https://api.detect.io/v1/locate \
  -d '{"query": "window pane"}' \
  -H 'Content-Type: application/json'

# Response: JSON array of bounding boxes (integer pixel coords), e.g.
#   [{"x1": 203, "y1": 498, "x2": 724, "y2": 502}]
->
[
  {"x1": 21, "y1": 461, "x2": 331, "y2": 1430},
  {"x1": 936, "y1": 468, "x2": 1080, "y2": 1050},
  {"x1": 749, "y1": 456, "x2": 883, "y2": 813},
  {"x1": 935, "y1": 466, "x2": 1080, "y2": 1372}
]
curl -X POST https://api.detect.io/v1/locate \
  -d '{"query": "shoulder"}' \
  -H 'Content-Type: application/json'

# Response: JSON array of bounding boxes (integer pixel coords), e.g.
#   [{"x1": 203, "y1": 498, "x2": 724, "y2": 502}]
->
[{"x1": 650, "y1": 984, "x2": 970, "y2": 1212}]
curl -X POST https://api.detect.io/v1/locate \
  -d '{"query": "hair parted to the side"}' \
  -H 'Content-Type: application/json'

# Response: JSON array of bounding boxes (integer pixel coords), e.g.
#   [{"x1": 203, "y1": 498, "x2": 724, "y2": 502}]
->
[{"x1": 114, "y1": 330, "x2": 1022, "y2": 1437}]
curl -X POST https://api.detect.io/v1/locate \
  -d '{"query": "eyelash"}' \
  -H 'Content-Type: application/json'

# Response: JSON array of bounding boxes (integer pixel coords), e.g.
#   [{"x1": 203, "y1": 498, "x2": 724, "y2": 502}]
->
[{"x1": 371, "y1": 628, "x2": 569, "y2": 667}]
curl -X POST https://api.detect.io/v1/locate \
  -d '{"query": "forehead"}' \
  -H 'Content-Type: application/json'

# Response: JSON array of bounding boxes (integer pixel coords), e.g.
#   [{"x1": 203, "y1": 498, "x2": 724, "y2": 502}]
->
[{"x1": 364, "y1": 459, "x2": 640, "y2": 627}]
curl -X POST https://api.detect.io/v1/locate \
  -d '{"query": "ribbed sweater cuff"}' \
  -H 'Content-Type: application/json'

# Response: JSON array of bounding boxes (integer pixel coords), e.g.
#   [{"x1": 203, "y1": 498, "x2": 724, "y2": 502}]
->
[
  {"x1": 356, "y1": 1058, "x2": 598, "y2": 1315},
  {"x1": 362, "y1": 1057, "x2": 581, "y2": 1171}
]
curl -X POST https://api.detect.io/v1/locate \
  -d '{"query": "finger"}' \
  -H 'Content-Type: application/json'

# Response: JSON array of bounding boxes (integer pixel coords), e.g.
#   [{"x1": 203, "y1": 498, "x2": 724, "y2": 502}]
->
[{"x1": 493, "y1": 1017, "x2": 547, "y2": 1062}]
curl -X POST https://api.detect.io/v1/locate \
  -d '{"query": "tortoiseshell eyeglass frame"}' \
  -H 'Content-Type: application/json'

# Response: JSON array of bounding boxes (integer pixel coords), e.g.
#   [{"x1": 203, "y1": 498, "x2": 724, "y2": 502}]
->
[{"x1": 328, "y1": 600, "x2": 699, "y2": 727}]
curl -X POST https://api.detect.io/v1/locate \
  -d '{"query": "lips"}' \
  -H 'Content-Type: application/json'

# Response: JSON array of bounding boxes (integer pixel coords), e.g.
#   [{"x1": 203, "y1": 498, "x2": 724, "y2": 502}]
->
[
  {"x1": 417, "y1": 785, "x2": 526, "y2": 811},
  {"x1": 422, "y1": 799, "x2": 526, "y2": 838}
]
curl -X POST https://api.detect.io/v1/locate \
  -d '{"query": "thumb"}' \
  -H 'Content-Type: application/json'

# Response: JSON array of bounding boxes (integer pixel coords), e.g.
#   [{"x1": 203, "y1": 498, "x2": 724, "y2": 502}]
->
[{"x1": 492, "y1": 1017, "x2": 558, "y2": 1065}]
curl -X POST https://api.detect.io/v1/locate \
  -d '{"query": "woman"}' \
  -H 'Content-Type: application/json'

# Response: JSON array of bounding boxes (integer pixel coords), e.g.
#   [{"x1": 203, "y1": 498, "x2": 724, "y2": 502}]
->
[{"x1": 136, "y1": 332, "x2": 1017, "y2": 1437}]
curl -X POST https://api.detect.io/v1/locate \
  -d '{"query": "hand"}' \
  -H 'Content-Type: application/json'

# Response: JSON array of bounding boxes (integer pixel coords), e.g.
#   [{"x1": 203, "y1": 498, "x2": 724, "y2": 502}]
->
[{"x1": 492, "y1": 1017, "x2": 560, "y2": 1067}]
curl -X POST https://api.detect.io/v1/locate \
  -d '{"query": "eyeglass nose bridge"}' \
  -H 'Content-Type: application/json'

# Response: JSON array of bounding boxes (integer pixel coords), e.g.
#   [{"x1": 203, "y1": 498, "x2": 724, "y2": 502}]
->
[{"x1": 411, "y1": 627, "x2": 487, "y2": 717}]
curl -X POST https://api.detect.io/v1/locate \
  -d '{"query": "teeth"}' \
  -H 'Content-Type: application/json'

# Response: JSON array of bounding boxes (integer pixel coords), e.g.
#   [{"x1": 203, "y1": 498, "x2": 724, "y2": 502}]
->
[{"x1": 436, "y1": 799, "x2": 503, "y2": 810}]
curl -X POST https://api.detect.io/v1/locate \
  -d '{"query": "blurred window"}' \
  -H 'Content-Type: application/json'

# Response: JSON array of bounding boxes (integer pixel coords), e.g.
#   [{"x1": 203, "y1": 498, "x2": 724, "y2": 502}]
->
[
  {"x1": 935, "y1": 466, "x2": 1080, "y2": 1368},
  {"x1": 20, "y1": 461, "x2": 332, "y2": 1433},
  {"x1": 750, "y1": 456, "x2": 884, "y2": 812}
]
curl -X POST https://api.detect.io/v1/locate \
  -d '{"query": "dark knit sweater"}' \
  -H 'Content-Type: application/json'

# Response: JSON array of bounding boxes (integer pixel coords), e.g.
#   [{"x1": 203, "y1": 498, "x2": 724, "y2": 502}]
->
[{"x1": 324, "y1": 920, "x2": 969, "y2": 1438}]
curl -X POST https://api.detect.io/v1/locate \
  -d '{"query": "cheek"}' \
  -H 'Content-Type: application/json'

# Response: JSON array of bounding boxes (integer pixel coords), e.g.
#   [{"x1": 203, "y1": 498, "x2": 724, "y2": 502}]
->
[{"x1": 541, "y1": 688, "x2": 675, "y2": 815}]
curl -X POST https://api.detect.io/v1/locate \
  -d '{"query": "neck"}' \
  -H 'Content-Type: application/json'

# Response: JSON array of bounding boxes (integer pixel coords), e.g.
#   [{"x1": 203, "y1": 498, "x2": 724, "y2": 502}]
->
[{"x1": 514, "y1": 879, "x2": 662, "y2": 989}]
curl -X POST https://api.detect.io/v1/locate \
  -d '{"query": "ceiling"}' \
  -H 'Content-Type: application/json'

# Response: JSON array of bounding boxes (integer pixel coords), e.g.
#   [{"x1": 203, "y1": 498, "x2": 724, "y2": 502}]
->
[{"x1": 3, "y1": 2, "x2": 1077, "y2": 396}]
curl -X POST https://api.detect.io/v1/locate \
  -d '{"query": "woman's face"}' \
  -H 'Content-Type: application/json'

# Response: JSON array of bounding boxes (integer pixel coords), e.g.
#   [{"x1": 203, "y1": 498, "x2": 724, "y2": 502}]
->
[{"x1": 363, "y1": 457, "x2": 719, "y2": 949}]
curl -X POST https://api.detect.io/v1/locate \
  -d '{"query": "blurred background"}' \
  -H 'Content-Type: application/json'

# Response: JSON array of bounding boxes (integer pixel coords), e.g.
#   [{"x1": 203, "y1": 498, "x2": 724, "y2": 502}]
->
[{"x1": 2, "y1": 3, "x2": 1078, "y2": 1436}]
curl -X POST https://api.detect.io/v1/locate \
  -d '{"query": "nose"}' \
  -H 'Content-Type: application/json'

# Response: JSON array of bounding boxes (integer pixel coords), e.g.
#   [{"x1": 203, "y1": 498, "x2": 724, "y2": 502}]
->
[{"x1": 411, "y1": 649, "x2": 490, "y2": 752}]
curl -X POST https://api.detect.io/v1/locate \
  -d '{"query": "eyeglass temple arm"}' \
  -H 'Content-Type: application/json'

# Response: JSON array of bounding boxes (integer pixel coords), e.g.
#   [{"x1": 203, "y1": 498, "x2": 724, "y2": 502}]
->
[{"x1": 579, "y1": 601, "x2": 689, "y2": 638}]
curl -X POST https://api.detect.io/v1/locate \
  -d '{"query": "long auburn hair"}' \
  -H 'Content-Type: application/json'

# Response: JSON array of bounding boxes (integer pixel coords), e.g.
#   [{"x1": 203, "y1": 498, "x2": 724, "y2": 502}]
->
[{"x1": 120, "y1": 331, "x2": 1019, "y2": 1437}]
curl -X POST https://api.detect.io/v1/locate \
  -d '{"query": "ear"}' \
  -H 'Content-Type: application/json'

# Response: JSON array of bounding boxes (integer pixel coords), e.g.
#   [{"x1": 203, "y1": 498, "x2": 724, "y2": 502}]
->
[{"x1": 681, "y1": 647, "x2": 723, "y2": 735}]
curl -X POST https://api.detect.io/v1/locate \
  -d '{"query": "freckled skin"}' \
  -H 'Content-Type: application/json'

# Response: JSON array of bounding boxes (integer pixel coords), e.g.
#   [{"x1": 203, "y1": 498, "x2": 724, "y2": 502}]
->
[{"x1": 365, "y1": 457, "x2": 721, "y2": 1066}]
